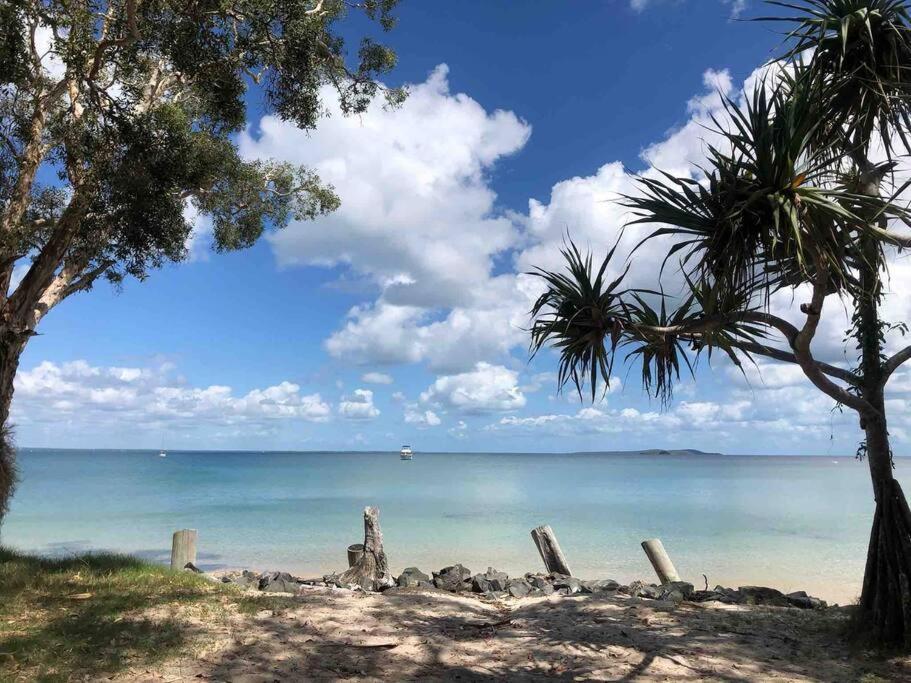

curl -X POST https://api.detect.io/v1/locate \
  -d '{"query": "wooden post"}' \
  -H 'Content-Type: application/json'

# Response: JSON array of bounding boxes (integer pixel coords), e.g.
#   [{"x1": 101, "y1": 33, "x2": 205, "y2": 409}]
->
[
  {"x1": 347, "y1": 543, "x2": 365, "y2": 567},
  {"x1": 171, "y1": 529, "x2": 197, "y2": 571},
  {"x1": 641, "y1": 538, "x2": 680, "y2": 583},
  {"x1": 531, "y1": 524, "x2": 572, "y2": 576},
  {"x1": 337, "y1": 507, "x2": 394, "y2": 591}
]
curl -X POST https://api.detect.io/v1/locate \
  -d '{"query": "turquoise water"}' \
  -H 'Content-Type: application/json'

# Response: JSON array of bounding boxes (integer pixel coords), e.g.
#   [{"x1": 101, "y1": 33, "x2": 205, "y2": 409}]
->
[{"x1": 4, "y1": 448, "x2": 906, "y2": 602}]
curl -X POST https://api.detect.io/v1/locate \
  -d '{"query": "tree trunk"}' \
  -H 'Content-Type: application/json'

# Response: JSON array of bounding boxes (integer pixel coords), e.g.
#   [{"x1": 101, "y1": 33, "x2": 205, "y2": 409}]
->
[
  {"x1": 336, "y1": 506, "x2": 394, "y2": 591},
  {"x1": 0, "y1": 330, "x2": 25, "y2": 531},
  {"x1": 854, "y1": 217, "x2": 911, "y2": 646}
]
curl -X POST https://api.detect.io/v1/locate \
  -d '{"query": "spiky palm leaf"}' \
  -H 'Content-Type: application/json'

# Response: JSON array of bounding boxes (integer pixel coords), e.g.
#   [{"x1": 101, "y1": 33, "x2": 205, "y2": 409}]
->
[{"x1": 762, "y1": 0, "x2": 911, "y2": 154}]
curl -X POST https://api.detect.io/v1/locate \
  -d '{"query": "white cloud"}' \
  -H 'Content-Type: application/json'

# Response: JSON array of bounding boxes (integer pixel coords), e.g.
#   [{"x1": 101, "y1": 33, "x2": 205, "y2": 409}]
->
[
  {"x1": 404, "y1": 406, "x2": 441, "y2": 427},
  {"x1": 361, "y1": 372, "x2": 393, "y2": 385},
  {"x1": 13, "y1": 360, "x2": 331, "y2": 427},
  {"x1": 421, "y1": 362, "x2": 526, "y2": 413},
  {"x1": 240, "y1": 65, "x2": 532, "y2": 373},
  {"x1": 338, "y1": 388, "x2": 380, "y2": 420}
]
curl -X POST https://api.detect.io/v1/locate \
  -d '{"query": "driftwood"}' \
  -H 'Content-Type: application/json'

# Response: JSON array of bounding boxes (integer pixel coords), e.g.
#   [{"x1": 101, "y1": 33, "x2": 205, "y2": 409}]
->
[
  {"x1": 531, "y1": 524, "x2": 572, "y2": 575},
  {"x1": 170, "y1": 529, "x2": 197, "y2": 571},
  {"x1": 641, "y1": 538, "x2": 680, "y2": 583},
  {"x1": 337, "y1": 507, "x2": 394, "y2": 591}
]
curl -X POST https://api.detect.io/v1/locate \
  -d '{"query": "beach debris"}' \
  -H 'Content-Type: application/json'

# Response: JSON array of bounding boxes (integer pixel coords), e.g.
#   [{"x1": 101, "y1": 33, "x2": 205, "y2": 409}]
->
[
  {"x1": 433, "y1": 563, "x2": 472, "y2": 591},
  {"x1": 211, "y1": 566, "x2": 826, "y2": 610},
  {"x1": 397, "y1": 567, "x2": 433, "y2": 589},
  {"x1": 336, "y1": 506, "x2": 395, "y2": 592},
  {"x1": 531, "y1": 524, "x2": 572, "y2": 576}
]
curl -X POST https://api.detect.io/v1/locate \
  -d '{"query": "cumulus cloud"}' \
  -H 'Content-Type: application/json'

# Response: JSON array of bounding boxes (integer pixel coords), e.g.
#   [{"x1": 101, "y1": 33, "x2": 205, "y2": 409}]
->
[
  {"x1": 361, "y1": 372, "x2": 393, "y2": 385},
  {"x1": 420, "y1": 362, "x2": 526, "y2": 413},
  {"x1": 13, "y1": 360, "x2": 331, "y2": 427},
  {"x1": 240, "y1": 65, "x2": 532, "y2": 373},
  {"x1": 338, "y1": 389, "x2": 380, "y2": 420},
  {"x1": 404, "y1": 406, "x2": 441, "y2": 427}
]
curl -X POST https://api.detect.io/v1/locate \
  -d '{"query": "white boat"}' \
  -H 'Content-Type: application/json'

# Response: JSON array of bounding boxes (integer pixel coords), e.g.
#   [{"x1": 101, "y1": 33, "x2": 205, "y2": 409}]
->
[
  {"x1": 400, "y1": 445, "x2": 413, "y2": 460},
  {"x1": 159, "y1": 449, "x2": 167, "y2": 458}
]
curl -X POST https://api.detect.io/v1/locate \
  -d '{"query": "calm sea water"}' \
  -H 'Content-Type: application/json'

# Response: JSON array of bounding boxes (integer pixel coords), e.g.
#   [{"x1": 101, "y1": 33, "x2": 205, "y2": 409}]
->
[{"x1": 4, "y1": 448, "x2": 906, "y2": 603}]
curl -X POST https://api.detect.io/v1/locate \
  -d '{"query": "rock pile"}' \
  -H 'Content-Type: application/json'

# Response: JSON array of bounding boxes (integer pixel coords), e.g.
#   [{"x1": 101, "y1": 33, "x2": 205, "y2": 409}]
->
[{"x1": 216, "y1": 565, "x2": 827, "y2": 609}]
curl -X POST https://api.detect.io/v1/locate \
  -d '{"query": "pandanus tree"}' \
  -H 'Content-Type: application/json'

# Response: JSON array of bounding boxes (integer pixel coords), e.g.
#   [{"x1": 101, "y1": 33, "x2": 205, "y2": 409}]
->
[
  {"x1": 0, "y1": 0, "x2": 404, "y2": 525},
  {"x1": 530, "y1": 0, "x2": 911, "y2": 645}
]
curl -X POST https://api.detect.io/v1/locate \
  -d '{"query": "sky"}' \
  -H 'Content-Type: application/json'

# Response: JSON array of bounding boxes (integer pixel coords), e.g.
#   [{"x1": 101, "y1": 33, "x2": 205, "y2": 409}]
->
[{"x1": 14, "y1": 0, "x2": 911, "y2": 454}]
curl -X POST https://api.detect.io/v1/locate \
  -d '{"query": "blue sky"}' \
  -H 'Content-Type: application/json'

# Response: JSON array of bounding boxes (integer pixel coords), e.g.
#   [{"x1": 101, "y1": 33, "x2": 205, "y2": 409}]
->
[{"x1": 15, "y1": 0, "x2": 911, "y2": 454}]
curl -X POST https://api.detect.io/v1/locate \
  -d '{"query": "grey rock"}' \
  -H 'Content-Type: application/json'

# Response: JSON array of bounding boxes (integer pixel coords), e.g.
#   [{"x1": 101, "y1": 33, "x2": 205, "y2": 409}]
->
[
  {"x1": 433, "y1": 563, "x2": 472, "y2": 592},
  {"x1": 552, "y1": 576, "x2": 583, "y2": 595},
  {"x1": 259, "y1": 571, "x2": 300, "y2": 593},
  {"x1": 689, "y1": 590, "x2": 725, "y2": 602},
  {"x1": 397, "y1": 567, "x2": 432, "y2": 588},
  {"x1": 658, "y1": 581, "x2": 694, "y2": 602},
  {"x1": 738, "y1": 585, "x2": 789, "y2": 607},
  {"x1": 786, "y1": 591, "x2": 827, "y2": 609},
  {"x1": 471, "y1": 567, "x2": 509, "y2": 593},
  {"x1": 581, "y1": 579, "x2": 620, "y2": 593},
  {"x1": 507, "y1": 578, "x2": 533, "y2": 598},
  {"x1": 526, "y1": 574, "x2": 552, "y2": 590},
  {"x1": 483, "y1": 590, "x2": 508, "y2": 600},
  {"x1": 626, "y1": 580, "x2": 659, "y2": 599}
]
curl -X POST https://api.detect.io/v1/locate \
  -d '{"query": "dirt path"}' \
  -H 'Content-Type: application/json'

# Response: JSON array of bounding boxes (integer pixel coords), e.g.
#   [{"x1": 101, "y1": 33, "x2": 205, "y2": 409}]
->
[{"x1": 113, "y1": 587, "x2": 908, "y2": 681}]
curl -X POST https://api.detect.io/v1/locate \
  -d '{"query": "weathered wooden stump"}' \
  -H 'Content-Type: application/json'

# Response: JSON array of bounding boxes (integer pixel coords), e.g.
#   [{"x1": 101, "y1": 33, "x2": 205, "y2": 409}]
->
[
  {"x1": 170, "y1": 529, "x2": 197, "y2": 570},
  {"x1": 641, "y1": 538, "x2": 680, "y2": 583},
  {"x1": 347, "y1": 543, "x2": 365, "y2": 568},
  {"x1": 531, "y1": 524, "x2": 572, "y2": 575},
  {"x1": 337, "y1": 507, "x2": 394, "y2": 591}
]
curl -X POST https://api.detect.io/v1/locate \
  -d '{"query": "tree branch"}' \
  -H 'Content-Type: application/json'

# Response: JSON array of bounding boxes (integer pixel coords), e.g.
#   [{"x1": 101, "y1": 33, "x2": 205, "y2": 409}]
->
[{"x1": 882, "y1": 345, "x2": 911, "y2": 388}]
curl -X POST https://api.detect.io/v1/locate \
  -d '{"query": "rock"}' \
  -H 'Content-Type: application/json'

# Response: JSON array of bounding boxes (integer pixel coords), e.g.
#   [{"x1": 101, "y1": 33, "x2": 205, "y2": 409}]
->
[
  {"x1": 433, "y1": 564, "x2": 472, "y2": 592},
  {"x1": 526, "y1": 574, "x2": 552, "y2": 591},
  {"x1": 658, "y1": 581, "x2": 694, "y2": 602},
  {"x1": 259, "y1": 571, "x2": 300, "y2": 593},
  {"x1": 471, "y1": 567, "x2": 509, "y2": 593},
  {"x1": 484, "y1": 590, "x2": 508, "y2": 600},
  {"x1": 581, "y1": 579, "x2": 620, "y2": 593},
  {"x1": 690, "y1": 590, "x2": 725, "y2": 602},
  {"x1": 552, "y1": 576, "x2": 583, "y2": 595},
  {"x1": 223, "y1": 570, "x2": 259, "y2": 588},
  {"x1": 625, "y1": 580, "x2": 659, "y2": 599},
  {"x1": 507, "y1": 578, "x2": 532, "y2": 598},
  {"x1": 397, "y1": 567, "x2": 433, "y2": 589},
  {"x1": 738, "y1": 585, "x2": 789, "y2": 607},
  {"x1": 786, "y1": 591, "x2": 827, "y2": 609}
]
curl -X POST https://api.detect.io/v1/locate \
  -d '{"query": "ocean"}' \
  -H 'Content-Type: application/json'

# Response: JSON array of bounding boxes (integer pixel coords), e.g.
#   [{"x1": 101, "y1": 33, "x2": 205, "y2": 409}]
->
[{"x1": 4, "y1": 448, "x2": 904, "y2": 603}]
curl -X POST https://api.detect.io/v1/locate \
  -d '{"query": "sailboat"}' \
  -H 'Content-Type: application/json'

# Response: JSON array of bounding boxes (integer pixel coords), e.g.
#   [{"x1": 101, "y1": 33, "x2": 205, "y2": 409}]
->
[{"x1": 159, "y1": 436, "x2": 167, "y2": 458}]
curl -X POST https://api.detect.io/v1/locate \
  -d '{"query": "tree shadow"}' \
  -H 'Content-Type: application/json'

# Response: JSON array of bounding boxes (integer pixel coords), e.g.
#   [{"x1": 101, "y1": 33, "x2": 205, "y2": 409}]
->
[
  {"x1": 0, "y1": 548, "x2": 216, "y2": 681},
  {"x1": 200, "y1": 589, "x2": 905, "y2": 681}
]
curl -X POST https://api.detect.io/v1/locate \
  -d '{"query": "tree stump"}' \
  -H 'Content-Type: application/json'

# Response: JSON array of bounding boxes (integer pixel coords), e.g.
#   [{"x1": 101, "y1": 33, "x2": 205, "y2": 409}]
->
[
  {"x1": 337, "y1": 507, "x2": 394, "y2": 591},
  {"x1": 531, "y1": 524, "x2": 572, "y2": 575}
]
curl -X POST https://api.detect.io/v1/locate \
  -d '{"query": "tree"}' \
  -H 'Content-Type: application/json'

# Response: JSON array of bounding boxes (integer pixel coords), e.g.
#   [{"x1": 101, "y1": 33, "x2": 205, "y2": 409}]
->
[
  {"x1": 529, "y1": 0, "x2": 911, "y2": 646},
  {"x1": 0, "y1": 0, "x2": 404, "y2": 525}
]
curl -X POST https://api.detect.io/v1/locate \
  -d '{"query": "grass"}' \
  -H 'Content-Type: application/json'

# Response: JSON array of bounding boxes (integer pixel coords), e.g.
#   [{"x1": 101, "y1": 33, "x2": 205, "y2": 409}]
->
[{"x1": 0, "y1": 547, "x2": 260, "y2": 682}]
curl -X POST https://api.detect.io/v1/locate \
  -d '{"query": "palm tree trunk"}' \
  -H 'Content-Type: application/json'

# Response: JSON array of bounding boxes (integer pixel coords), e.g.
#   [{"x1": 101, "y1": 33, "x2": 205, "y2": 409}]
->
[{"x1": 855, "y1": 232, "x2": 911, "y2": 646}]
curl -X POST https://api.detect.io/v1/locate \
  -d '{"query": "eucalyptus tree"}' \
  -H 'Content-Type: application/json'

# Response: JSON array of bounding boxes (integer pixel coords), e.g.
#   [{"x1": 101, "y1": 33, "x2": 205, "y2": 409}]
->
[
  {"x1": 0, "y1": 0, "x2": 403, "y2": 523},
  {"x1": 529, "y1": 0, "x2": 911, "y2": 645}
]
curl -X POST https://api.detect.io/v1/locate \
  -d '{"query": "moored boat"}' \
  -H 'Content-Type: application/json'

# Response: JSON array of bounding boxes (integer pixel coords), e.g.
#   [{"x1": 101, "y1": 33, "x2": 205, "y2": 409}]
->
[{"x1": 400, "y1": 445, "x2": 413, "y2": 460}]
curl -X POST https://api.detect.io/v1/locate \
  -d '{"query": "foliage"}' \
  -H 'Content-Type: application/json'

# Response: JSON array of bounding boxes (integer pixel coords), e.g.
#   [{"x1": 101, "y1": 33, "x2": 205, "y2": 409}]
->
[{"x1": 0, "y1": 0, "x2": 402, "y2": 308}]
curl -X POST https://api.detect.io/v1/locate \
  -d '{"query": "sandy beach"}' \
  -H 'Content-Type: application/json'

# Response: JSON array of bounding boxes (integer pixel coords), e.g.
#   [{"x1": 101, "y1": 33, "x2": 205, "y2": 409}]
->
[{"x1": 105, "y1": 585, "x2": 908, "y2": 682}]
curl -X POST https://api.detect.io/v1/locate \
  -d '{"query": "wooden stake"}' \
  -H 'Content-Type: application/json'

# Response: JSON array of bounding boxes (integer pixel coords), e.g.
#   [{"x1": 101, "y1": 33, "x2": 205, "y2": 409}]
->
[
  {"x1": 170, "y1": 529, "x2": 197, "y2": 571},
  {"x1": 641, "y1": 538, "x2": 680, "y2": 583},
  {"x1": 531, "y1": 524, "x2": 572, "y2": 576}
]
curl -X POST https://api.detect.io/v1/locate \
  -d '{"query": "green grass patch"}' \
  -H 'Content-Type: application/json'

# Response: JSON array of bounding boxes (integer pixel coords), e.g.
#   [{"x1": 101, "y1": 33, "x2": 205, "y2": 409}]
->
[{"x1": 0, "y1": 547, "x2": 238, "y2": 682}]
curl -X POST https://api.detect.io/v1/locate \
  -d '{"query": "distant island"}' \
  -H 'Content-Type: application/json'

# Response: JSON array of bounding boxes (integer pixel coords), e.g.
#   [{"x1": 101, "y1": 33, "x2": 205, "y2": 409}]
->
[{"x1": 638, "y1": 448, "x2": 723, "y2": 456}]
